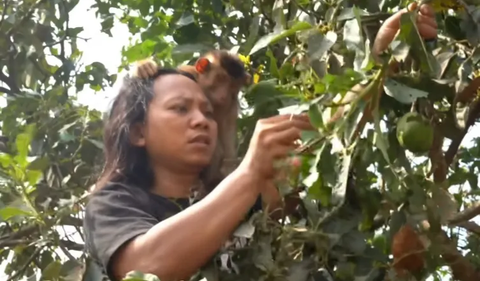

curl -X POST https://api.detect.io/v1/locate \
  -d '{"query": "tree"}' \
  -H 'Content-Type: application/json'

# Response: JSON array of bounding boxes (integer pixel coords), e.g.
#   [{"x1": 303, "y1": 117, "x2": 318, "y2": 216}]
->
[
  {"x1": 0, "y1": 0, "x2": 114, "y2": 279},
  {"x1": 1, "y1": 0, "x2": 480, "y2": 280}
]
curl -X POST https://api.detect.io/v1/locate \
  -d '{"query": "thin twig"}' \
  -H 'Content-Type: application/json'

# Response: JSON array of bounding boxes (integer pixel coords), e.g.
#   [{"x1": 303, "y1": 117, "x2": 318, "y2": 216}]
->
[{"x1": 7, "y1": 247, "x2": 41, "y2": 281}]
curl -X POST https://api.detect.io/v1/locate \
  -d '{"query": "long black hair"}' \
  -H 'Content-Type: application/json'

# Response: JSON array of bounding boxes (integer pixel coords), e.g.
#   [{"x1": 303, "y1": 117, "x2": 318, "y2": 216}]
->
[{"x1": 94, "y1": 69, "x2": 197, "y2": 191}]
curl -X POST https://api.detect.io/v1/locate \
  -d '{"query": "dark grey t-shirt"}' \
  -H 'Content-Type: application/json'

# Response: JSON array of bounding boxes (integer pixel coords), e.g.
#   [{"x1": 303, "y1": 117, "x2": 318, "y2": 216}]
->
[{"x1": 83, "y1": 182, "x2": 261, "y2": 280}]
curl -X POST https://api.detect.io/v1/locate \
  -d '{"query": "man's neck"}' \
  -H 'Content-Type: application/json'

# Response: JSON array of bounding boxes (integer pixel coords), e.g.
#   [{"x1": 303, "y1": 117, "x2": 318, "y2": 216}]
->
[{"x1": 151, "y1": 166, "x2": 200, "y2": 198}]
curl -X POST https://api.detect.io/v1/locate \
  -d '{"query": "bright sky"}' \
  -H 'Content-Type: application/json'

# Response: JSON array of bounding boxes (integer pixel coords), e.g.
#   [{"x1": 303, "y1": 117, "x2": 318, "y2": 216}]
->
[
  {"x1": 72, "y1": 0, "x2": 131, "y2": 113},
  {"x1": 0, "y1": 1, "x2": 479, "y2": 279}
]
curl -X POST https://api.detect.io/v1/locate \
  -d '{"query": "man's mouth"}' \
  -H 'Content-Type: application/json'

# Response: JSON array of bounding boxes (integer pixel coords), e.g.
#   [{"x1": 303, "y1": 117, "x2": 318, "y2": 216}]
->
[{"x1": 189, "y1": 134, "x2": 211, "y2": 145}]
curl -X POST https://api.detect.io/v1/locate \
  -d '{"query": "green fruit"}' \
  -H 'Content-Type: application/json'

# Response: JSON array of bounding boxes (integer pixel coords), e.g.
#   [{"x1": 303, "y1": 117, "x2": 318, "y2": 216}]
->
[{"x1": 396, "y1": 112, "x2": 434, "y2": 154}]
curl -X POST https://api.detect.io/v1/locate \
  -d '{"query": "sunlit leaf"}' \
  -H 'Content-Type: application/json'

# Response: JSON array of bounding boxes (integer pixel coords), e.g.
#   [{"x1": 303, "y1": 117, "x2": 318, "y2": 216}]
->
[{"x1": 0, "y1": 206, "x2": 34, "y2": 221}]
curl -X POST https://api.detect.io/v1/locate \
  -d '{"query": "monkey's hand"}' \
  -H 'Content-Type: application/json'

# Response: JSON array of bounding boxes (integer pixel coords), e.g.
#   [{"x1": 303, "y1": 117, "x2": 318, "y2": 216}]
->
[{"x1": 130, "y1": 58, "x2": 158, "y2": 79}]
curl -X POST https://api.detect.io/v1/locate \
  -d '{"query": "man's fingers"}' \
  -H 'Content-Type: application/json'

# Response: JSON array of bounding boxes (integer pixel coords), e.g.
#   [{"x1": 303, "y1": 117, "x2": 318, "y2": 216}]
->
[
  {"x1": 373, "y1": 3, "x2": 437, "y2": 55},
  {"x1": 373, "y1": 27, "x2": 399, "y2": 55},
  {"x1": 418, "y1": 24, "x2": 437, "y2": 40},
  {"x1": 380, "y1": 3, "x2": 435, "y2": 31},
  {"x1": 419, "y1": 3, "x2": 435, "y2": 17},
  {"x1": 407, "y1": 2, "x2": 418, "y2": 12},
  {"x1": 268, "y1": 127, "x2": 302, "y2": 145},
  {"x1": 380, "y1": 5, "x2": 411, "y2": 31},
  {"x1": 266, "y1": 119, "x2": 315, "y2": 133},
  {"x1": 417, "y1": 14, "x2": 437, "y2": 29},
  {"x1": 262, "y1": 113, "x2": 310, "y2": 124},
  {"x1": 269, "y1": 143, "x2": 299, "y2": 159}
]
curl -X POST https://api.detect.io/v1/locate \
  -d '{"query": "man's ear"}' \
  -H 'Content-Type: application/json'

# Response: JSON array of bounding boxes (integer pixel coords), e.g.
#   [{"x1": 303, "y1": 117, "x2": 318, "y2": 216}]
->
[{"x1": 129, "y1": 123, "x2": 146, "y2": 147}]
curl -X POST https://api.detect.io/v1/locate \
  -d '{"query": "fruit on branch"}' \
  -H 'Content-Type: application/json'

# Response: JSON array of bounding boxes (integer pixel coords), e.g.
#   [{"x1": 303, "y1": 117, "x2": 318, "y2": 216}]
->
[
  {"x1": 396, "y1": 112, "x2": 434, "y2": 154},
  {"x1": 392, "y1": 224, "x2": 426, "y2": 276}
]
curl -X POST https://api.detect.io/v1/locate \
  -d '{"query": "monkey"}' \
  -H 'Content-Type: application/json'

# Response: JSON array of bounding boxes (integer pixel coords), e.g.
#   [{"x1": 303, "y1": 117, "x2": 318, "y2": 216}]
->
[{"x1": 130, "y1": 51, "x2": 251, "y2": 192}]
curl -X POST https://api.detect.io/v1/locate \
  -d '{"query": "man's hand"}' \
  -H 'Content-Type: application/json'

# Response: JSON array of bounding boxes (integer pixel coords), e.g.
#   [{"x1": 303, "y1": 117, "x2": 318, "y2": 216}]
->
[{"x1": 373, "y1": 2, "x2": 438, "y2": 56}]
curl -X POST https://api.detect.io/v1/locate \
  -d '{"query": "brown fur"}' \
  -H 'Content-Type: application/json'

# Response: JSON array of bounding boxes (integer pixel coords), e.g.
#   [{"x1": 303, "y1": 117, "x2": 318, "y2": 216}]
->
[{"x1": 130, "y1": 51, "x2": 251, "y2": 190}]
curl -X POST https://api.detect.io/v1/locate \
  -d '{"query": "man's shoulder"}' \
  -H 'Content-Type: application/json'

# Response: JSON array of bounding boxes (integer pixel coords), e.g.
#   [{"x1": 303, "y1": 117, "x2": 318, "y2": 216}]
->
[{"x1": 87, "y1": 181, "x2": 152, "y2": 207}]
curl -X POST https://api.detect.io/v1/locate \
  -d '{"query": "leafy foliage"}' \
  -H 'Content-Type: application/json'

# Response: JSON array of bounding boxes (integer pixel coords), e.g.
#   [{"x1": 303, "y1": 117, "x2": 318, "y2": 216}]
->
[{"x1": 0, "y1": 0, "x2": 480, "y2": 280}]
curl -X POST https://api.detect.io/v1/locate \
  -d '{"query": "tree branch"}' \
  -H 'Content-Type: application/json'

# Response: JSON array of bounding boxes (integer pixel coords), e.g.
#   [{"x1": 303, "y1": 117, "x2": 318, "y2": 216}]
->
[
  {"x1": 0, "y1": 225, "x2": 38, "y2": 241},
  {"x1": 445, "y1": 77, "x2": 480, "y2": 167},
  {"x1": 0, "y1": 216, "x2": 83, "y2": 249},
  {"x1": 0, "y1": 236, "x2": 84, "y2": 251},
  {"x1": 449, "y1": 202, "x2": 480, "y2": 224},
  {"x1": 60, "y1": 240, "x2": 85, "y2": 251},
  {"x1": 437, "y1": 230, "x2": 480, "y2": 281},
  {"x1": 420, "y1": 220, "x2": 480, "y2": 281},
  {"x1": 454, "y1": 221, "x2": 480, "y2": 236}
]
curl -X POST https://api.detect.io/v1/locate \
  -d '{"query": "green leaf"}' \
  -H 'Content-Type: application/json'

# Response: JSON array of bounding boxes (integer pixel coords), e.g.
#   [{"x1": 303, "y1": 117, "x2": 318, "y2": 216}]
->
[
  {"x1": 176, "y1": 12, "x2": 195, "y2": 27},
  {"x1": 459, "y1": 5, "x2": 480, "y2": 46},
  {"x1": 42, "y1": 261, "x2": 62, "y2": 280},
  {"x1": 286, "y1": 258, "x2": 314, "y2": 281},
  {"x1": 265, "y1": 48, "x2": 280, "y2": 78},
  {"x1": 101, "y1": 16, "x2": 114, "y2": 36},
  {"x1": 15, "y1": 124, "x2": 35, "y2": 167},
  {"x1": 249, "y1": 22, "x2": 312, "y2": 55},
  {"x1": 373, "y1": 107, "x2": 390, "y2": 165},
  {"x1": 307, "y1": 30, "x2": 337, "y2": 62},
  {"x1": 0, "y1": 154, "x2": 13, "y2": 168},
  {"x1": 123, "y1": 40, "x2": 157, "y2": 63},
  {"x1": 60, "y1": 260, "x2": 83, "y2": 278},
  {"x1": 59, "y1": 131, "x2": 75, "y2": 143},
  {"x1": 122, "y1": 271, "x2": 161, "y2": 281},
  {"x1": 383, "y1": 78, "x2": 429, "y2": 104},
  {"x1": 308, "y1": 103, "x2": 323, "y2": 128},
  {"x1": 243, "y1": 16, "x2": 261, "y2": 54},
  {"x1": 331, "y1": 152, "x2": 352, "y2": 206},
  {"x1": 26, "y1": 169, "x2": 43, "y2": 186},
  {"x1": 398, "y1": 12, "x2": 440, "y2": 77},
  {"x1": 86, "y1": 138, "x2": 105, "y2": 150},
  {"x1": 343, "y1": 17, "x2": 363, "y2": 52},
  {"x1": 0, "y1": 206, "x2": 34, "y2": 221},
  {"x1": 27, "y1": 156, "x2": 50, "y2": 171}
]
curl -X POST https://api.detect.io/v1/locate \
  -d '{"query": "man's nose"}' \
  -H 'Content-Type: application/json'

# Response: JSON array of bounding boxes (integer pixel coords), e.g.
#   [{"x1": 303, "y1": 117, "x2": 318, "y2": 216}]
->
[{"x1": 191, "y1": 110, "x2": 210, "y2": 129}]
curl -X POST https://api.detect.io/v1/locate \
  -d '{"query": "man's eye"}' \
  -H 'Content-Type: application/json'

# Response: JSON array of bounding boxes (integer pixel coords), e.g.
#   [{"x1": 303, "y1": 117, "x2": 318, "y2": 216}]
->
[
  {"x1": 204, "y1": 110, "x2": 214, "y2": 118},
  {"x1": 172, "y1": 105, "x2": 188, "y2": 113}
]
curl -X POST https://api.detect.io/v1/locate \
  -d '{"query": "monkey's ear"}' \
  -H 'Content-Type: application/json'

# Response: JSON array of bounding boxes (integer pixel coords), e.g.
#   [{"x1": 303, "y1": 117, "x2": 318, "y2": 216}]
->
[{"x1": 195, "y1": 57, "x2": 211, "y2": 74}]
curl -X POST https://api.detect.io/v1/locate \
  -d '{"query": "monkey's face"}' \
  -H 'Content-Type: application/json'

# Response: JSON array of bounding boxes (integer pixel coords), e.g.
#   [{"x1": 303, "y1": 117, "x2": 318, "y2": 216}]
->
[
  {"x1": 130, "y1": 73, "x2": 218, "y2": 171},
  {"x1": 198, "y1": 66, "x2": 250, "y2": 112},
  {"x1": 194, "y1": 52, "x2": 251, "y2": 111},
  {"x1": 198, "y1": 68, "x2": 233, "y2": 108}
]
